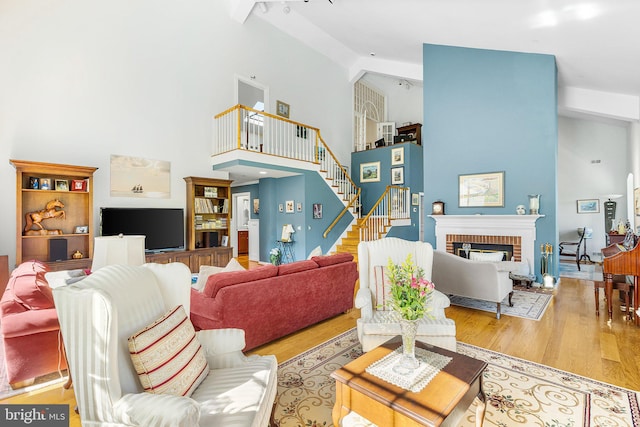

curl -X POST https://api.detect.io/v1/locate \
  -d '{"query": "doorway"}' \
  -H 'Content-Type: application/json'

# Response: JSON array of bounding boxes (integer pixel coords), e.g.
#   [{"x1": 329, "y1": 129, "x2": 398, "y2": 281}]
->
[
  {"x1": 236, "y1": 75, "x2": 268, "y2": 113},
  {"x1": 232, "y1": 192, "x2": 251, "y2": 257}
]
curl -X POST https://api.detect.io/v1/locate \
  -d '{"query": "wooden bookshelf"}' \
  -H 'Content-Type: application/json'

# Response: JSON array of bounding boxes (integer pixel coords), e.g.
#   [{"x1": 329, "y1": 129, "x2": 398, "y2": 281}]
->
[{"x1": 11, "y1": 159, "x2": 97, "y2": 270}]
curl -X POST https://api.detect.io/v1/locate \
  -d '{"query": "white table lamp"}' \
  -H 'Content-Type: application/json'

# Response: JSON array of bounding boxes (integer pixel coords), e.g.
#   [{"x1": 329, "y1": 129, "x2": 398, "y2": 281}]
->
[{"x1": 91, "y1": 235, "x2": 146, "y2": 271}]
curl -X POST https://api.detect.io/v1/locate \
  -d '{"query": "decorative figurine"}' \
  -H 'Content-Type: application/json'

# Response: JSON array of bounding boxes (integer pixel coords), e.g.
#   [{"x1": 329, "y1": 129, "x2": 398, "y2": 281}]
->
[
  {"x1": 24, "y1": 199, "x2": 65, "y2": 234},
  {"x1": 72, "y1": 250, "x2": 84, "y2": 259}
]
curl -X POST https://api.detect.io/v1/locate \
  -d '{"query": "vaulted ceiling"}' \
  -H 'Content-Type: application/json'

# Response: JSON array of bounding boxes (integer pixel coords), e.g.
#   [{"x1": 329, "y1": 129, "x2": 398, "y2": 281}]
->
[{"x1": 231, "y1": 1, "x2": 640, "y2": 106}]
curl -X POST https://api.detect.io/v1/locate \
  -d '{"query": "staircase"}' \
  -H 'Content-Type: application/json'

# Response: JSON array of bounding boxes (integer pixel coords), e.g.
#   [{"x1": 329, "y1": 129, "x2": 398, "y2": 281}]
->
[{"x1": 213, "y1": 105, "x2": 410, "y2": 259}]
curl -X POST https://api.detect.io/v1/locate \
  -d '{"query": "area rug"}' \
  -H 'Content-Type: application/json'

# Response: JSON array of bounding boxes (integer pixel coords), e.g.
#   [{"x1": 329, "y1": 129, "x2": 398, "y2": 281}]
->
[
  {"x1": 447, "y1": 289, "x2": 552, "y2": 320},
  {"x1": 273, "y1": 328, "x2": 640, "y2": 427},
  {"x1": 559, "y1": 262, "x2": 603, "y2": 281}
]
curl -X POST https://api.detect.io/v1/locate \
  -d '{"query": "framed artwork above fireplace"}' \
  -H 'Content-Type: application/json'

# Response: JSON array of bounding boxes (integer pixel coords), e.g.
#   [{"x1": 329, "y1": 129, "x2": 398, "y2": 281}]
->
[{"x1": 458, "y1": 171, "x2": 504, "y2": 207}]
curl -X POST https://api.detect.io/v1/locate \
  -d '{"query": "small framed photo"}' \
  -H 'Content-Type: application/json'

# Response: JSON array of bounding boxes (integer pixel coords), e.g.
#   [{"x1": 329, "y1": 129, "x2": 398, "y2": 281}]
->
[
  {"x1": 278, "y1": 204, "x2": 284, "y2": 213},
  {"x1": 360, "y1": 161, "x2": 380, "y2": 183},
  {"x1": 285, "y1": 200, "x2": 294, "y2": 213},
  {"x1": 29, "y1": 177, "x2": 39, "y2": 189},
  {"x1": 577, "y1": 199, "x2": 600, "y2": 213},
  {"x1": 71, "y1": 179, "x2": 87, "y2": 192},
  {"x1": 276, "y1": 100, "x2": 290, "y2": 118},
  {"x1": 313, "y1": 203, "x2": 322, "y2": 219},
  {"x1": 74, "y1": 225, "x2": 88, "y2": 234},
  {"x1": 296, "y1": 202, "x2": 302, "y2": 212},
  {"x1": 40, "y1": 178, "x2": 51, "y2": 190},
  {"x1": 411, "y1": 193, "x2": 420, "y2": 206},
  {"x1": 55, "y1": 179, "x2": 69, "y2": 191},
  {"x1": 221, "y1": 235, "x2": 229, "y2": 246},
  {"x1": 253, "y1": 198, "x2": 260, "y2": 214},
  {"x1": 391, "y1": 147, "x2": 404, "y2": 165},
  {"x1": 391, "y1": 167, "x2": 404, "y2": 185}
]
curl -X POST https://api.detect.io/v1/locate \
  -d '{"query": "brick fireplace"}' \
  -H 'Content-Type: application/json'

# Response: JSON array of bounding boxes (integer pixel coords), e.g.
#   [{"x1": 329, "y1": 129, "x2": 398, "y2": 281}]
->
[{"x1": 430, "y1": 215, "x2": 543, "y2": 271}]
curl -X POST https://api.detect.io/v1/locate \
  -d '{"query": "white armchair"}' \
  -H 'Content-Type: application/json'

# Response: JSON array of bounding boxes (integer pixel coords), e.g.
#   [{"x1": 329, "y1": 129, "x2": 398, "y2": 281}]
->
[
  {"x1": 356, "y1": 238, "x2": 457, "y2": 352},
  {"x1": 432, "y1": 250, "x2": 516, "y2": 319},
  {"x1": 53, "y1": 263, "x2": 277, "y2": 427}
]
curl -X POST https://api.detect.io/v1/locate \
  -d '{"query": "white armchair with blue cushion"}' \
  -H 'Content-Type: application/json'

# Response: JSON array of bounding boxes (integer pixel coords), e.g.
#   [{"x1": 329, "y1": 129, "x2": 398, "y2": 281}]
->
[
  {"x1": 53, "y1": 263, "x2": 277, "y2": 427},
  {"x1": 356, "y1": 238, "x2": 457, "y2": 352}
]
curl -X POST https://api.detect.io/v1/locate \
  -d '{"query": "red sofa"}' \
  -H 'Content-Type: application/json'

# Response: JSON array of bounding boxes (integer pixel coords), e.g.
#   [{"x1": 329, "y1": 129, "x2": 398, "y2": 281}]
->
[
  {"x1": 190, "y1": 253, "x2": 358, "y2": 350},
  {"x1": 0, "y1": 260, "x2": 67, "y2": 387}
]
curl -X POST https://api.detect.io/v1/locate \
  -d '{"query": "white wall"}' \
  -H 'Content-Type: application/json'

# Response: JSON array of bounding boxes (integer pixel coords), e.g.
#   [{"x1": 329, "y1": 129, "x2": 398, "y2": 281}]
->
[
  {"x1": 359, "y1": 73, "x2": 423, "y2": 126},
  {"x1": 558, "y1": 116, "x2": 630, "y2": 255},
  {"x1": 0, "y1": 0, "x2": 352, "y2": 267}
]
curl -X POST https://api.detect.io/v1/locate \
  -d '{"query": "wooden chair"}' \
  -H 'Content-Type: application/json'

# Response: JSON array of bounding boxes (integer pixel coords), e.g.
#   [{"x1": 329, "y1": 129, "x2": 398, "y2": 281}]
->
[
  {"x1": 597, "y1": 243, "x2": 635, "y2": 321},
  {"x1": 559, "y1": 227, "x2": 588, "y2": 271},
  {"x1": 594, "y1": 277, "x2": 634, "y2": 321}
]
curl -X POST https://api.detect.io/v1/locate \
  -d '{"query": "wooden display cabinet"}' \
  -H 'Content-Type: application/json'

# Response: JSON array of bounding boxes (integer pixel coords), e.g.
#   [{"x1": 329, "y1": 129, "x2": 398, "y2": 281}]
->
[
  {"x1": 184, "y1": 176, "x2": 233, "y2": 251},
  {"x1": 11, "y1": 159, "x2": 97, "y2": 270}
]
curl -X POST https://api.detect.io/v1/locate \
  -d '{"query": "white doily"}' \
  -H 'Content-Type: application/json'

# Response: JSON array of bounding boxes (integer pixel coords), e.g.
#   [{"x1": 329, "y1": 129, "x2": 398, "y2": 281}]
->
[{"x1": 366, "y1": 347, "x2": 452, "y2": 393}]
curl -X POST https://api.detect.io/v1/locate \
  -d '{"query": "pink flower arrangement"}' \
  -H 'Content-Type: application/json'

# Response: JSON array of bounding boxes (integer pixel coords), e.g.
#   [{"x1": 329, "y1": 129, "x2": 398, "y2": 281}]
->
[{"x1": 386, "y1": 254, "x2": 435, "y2": 321}]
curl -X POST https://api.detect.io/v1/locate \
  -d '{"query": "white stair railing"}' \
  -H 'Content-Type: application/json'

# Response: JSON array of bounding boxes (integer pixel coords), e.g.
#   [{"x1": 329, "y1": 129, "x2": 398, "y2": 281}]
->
[
  {"x1": 214, "y1": 105, "x2": 361, "y2": 239},
  {"x1": 358, "y1": 186, "x2": 410, "y2": 242}
]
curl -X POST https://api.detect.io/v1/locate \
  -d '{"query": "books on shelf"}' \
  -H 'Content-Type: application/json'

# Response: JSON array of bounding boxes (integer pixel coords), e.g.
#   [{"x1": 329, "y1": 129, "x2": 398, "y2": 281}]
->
[
  {"x1": 204, "y1": 186, "x2": 218, "y2": 198},
  {"x1": 195, "y1": 197, "x2": 229, "y2": 214}
]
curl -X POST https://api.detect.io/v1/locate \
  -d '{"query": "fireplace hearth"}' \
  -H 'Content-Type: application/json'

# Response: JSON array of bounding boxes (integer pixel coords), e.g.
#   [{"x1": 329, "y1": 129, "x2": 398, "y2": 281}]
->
[{"x1": 429, "y1": 214, "x2": 544, "y2": 273}]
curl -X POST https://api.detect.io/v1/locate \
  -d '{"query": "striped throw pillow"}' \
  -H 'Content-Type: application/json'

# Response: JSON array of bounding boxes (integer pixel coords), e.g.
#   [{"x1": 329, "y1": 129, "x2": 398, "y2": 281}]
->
[
  {"x1": 373, "y1": 265, "x2": 392, "y2": 310},
  {"x1": 128, "y1": 305, "x2": 209, "y2": 397}
]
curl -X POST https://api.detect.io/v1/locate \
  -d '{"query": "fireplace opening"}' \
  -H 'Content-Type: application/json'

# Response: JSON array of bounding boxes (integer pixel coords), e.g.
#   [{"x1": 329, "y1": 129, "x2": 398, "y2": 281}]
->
[{"x1": 452, "y1": 242, "x2": 514, "y2": 261}]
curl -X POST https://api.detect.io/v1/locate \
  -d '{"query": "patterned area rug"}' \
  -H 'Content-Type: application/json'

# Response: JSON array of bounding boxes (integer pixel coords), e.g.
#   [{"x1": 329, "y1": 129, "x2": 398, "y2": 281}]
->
[
  {"x1": 273, "y1": 329, "x2": 640, "y2": 426},
  {"x1": 559, "y1": 262, "x2": 604, "y2": 281},
  {"x1": 447, "y1": 289, "x2": 552, "y2": 320}
]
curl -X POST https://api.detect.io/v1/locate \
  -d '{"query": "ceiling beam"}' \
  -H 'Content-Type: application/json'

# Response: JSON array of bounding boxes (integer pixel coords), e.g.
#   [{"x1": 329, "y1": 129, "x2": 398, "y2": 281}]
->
[{"x1": 229, "y1": 0, "x2": 256, "y2": 24}]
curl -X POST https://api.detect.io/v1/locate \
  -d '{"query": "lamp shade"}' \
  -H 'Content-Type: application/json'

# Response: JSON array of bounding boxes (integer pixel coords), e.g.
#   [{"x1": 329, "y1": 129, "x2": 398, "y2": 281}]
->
[{"x1": 91, "y1": 235, "x2": 146, "y2": 271}]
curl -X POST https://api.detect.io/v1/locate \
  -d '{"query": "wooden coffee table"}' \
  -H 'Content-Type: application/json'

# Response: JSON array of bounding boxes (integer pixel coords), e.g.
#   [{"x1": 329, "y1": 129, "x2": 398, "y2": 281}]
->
[{"x1": 331, "y1": 339, "x2": 487, "y2": 426}]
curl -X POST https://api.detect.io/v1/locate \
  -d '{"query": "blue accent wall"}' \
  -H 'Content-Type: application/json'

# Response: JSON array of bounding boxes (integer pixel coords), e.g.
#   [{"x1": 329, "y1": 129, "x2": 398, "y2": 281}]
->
[
  {"x1": 238, "y1": 171, "x2": 353, "y2": 262},
  {"x1": 422, "y1": 44, "x2": 558, "y2": 280},
  {"x1": 352, "y1": 142, "x2": 423, "y2": 241}
]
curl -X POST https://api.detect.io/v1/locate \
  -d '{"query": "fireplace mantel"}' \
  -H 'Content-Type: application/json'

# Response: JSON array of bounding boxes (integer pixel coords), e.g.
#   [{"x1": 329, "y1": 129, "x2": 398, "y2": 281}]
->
[
  {"x1": 429, "y1": 214, "x2": 544, "y2": 271},
  {"x1": 429, "y1": 215, "x2": 544, "y2": 230}
]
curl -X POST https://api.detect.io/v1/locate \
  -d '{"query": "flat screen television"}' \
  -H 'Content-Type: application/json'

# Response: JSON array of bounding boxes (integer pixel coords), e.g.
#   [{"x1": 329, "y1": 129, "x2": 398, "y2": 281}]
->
[{"x1": 100, "y1": 207, "x2": 185, "y2": 252}]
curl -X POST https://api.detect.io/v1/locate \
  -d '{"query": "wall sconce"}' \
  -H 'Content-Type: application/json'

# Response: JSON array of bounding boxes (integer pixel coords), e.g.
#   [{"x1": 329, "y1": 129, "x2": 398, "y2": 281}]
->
[{"x1": 91, "y1": 235, "x2": 146, "y2": 271}]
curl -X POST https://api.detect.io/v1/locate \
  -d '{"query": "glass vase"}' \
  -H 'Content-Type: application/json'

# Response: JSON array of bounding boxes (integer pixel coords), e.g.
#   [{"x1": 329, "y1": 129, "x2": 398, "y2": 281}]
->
[{"x1": 393, "y1": 318, "x2": 420, "y2": 375}]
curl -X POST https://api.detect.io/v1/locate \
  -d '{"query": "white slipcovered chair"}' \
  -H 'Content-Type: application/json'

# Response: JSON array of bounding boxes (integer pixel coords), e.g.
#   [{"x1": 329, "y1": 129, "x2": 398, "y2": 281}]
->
[
  {"x1": 356, "y1": 238, "x2": 457, "y2": 352},
  {"x1": 432, "y1": 250, "x2": 518, "y2": 319},
  {"x1": 52, "y1": 263, "x2": 277, "y2": 427}
]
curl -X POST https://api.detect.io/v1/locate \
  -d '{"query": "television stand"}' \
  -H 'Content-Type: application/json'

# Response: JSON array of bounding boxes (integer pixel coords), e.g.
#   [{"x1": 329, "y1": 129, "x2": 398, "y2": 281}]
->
[{"x1": 145, "y1": 246, "x2": 232, "y2": 272}]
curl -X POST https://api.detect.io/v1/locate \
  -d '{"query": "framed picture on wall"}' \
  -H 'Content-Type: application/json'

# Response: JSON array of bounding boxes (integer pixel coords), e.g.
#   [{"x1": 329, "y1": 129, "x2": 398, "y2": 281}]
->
[
  {"x1": 458, "y1": 171, "x2": 504, "y2": 207},
  {"x1": 360, "y1": 161, "x2": 380, "y2": 183},
  {"x1": 391, "y1": 167, "x2": 404, "y2": 185},
  {"x1": 313, "y1": 203, "x2": 322, "y2": 219},
  {"x1": 276, "y1": 100, "x2": 290, "y2": 118},
  {"x1": 577, "y1": 199, "x2": 600, "y2": 213},
  {"x1": 285, "y1": 200, "x2": 294, "y2": 213},
  {"x1": 391, "y1": 147, "x2": 404, "y2": 165}
]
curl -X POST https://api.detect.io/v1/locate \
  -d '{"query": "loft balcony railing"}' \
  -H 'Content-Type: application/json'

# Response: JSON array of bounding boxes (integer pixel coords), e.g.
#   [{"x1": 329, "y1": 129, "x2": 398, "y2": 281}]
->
[
  {"x1": 358, "y1": 185, "x2": 411, "y2": 242},
  {"x1": 214, "y1": 105, "x2": 361, "y2": 236}
]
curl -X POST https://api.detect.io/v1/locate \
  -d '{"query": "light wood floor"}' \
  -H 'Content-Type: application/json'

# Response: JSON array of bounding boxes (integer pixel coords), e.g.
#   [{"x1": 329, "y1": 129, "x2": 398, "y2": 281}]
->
[{"x1": 3, "y1": 258, "x2": 638, "y2": 427}]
